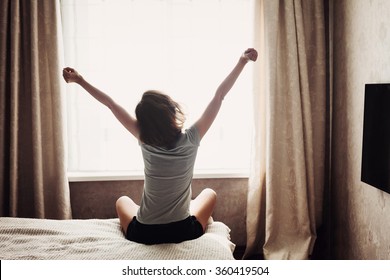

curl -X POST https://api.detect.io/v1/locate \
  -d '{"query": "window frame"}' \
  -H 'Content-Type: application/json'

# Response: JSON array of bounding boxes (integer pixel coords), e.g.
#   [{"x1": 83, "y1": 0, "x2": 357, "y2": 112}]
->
[{"x1": 62, "y1": 0, "x2": 255, "y2": 179}]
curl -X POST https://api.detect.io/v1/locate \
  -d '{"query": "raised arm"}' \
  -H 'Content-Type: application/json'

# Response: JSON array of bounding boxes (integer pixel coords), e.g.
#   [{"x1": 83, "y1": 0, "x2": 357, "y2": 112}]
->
[
  {"x1": 62, "y1": 67, "x2": 139, "y2": 139},
  {"x1": 195, "y1": 48, "x2": 258, "y2": 140}
]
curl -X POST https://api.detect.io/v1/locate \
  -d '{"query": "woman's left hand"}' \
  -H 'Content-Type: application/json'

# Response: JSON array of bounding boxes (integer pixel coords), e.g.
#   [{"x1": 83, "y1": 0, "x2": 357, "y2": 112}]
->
[{"x1": 63, "y1": 67, "x2": 83, "y2": 84}]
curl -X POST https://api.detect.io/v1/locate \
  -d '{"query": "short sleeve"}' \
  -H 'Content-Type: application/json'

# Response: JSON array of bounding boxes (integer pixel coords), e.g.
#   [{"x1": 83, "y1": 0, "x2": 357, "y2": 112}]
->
[{"x1": 185, "y1": 125, "x2": 201, "y2": 146}]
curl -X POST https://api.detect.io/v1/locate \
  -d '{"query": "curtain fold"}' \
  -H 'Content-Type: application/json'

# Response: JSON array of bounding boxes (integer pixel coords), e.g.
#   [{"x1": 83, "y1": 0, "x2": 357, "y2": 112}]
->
[
  {"x1": 0, "y1": 0, "x2": 71, "y2": 219},
  {"x1": 245, "y1": 0, "x2": 326, "y2": 259}
]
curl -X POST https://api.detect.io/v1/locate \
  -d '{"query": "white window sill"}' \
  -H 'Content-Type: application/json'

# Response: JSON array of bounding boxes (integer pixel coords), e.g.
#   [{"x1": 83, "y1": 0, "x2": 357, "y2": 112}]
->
[{"x1": 68, "y1": 170, "x2": 249, "y2": 182}]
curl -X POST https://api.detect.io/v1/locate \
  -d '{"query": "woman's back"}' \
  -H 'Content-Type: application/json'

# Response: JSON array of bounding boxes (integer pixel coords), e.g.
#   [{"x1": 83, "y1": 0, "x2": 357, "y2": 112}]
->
[{"x1": 137, "y1": 125, "x2": 200, "y2": 224}]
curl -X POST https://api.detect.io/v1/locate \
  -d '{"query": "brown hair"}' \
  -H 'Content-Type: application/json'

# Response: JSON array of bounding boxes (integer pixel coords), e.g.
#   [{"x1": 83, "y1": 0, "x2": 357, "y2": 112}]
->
[{"x1": 135, "y1": 90, "x2": 185, "y2": 149}]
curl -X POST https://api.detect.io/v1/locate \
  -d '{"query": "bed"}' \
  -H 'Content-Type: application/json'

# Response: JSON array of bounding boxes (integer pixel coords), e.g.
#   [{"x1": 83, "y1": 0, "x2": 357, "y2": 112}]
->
[{"x1": 0, "y1": 217, "x2": 235, "y2": 260}]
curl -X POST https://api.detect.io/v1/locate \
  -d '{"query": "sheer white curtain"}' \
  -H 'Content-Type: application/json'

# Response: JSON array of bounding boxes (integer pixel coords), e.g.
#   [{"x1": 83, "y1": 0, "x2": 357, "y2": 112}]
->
[
  {"x1": 61, "y1": 0, "x2": 254, "y2": 174},
  {"x1": 246, "y1": 0, "x2": 326, "y2": 259}
]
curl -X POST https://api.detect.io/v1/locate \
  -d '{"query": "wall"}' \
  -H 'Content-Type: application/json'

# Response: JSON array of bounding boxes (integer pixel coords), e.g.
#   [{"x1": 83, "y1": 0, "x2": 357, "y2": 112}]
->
[
  {"x1": 70, "y1": 178, "x2": 248, "y2": 246},
  {"x1": 332, "y1": 0, "x2": 390, "y2": 259}
]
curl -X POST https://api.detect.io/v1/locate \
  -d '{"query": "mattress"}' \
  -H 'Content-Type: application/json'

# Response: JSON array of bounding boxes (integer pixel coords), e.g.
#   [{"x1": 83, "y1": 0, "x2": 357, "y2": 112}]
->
[{"x1": 0, "y1": 217, "x2": 235, "y2": 260}]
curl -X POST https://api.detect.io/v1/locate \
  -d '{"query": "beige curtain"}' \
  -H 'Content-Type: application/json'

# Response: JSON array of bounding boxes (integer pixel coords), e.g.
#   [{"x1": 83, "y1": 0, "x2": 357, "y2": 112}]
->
[
  {"x1": 245, "y1": 0, "x2": 326, "y2": 259},
  {"x1": 0, "y1": 0, "x2": 71, "y2": 219}
]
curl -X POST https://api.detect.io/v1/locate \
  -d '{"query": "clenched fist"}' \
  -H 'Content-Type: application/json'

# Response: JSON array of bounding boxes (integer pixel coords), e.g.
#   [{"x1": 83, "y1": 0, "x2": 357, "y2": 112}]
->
[
  {"x1": 63, "y1": 67, "x2": 83, "y2": 84},
  {"x1": 241, "y1": 48, "x2": 258, "y2": 63}
]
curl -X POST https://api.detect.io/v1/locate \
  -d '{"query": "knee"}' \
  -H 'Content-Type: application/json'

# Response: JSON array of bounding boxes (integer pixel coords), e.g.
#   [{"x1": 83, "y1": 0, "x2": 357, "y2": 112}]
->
[
  {"x1": 203, "y1": 188, "x2": 217, "y2": 202},
  {"x1": 116, "y1": 196, "x2": 130, "y2": 209}
]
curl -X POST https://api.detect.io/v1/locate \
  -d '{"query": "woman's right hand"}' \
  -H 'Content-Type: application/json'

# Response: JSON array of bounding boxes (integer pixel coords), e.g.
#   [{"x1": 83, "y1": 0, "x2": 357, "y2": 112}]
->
[
  {"x1": 241, "y1": 48, "x2": 258, "y2": 63},
  {"x1": 63, "y1": 67, "x2": 83, "y2": 84}
]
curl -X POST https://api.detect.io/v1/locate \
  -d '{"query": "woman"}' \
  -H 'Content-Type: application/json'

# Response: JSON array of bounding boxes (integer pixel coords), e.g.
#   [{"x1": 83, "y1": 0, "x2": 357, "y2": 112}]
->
[{"x1": 63, "y1": 48, "x2": 258, "y2": 245}]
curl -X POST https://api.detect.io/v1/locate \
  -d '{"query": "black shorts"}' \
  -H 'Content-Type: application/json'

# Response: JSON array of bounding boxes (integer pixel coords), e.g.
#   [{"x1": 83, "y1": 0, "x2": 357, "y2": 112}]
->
[{"x1": 126, "y1": 216, "x2": 204, "y2": 245}]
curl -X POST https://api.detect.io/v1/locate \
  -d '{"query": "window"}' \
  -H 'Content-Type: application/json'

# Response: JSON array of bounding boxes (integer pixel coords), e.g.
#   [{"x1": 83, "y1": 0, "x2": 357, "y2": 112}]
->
[{"x1": 61, "y1": 0, "x2": 254, "y2": 177}]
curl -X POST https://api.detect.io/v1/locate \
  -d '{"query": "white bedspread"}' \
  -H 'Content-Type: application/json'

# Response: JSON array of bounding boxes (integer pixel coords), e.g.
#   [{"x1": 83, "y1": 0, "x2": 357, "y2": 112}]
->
[{"x1": 0, "y1": 217, "x2": 235, "y2": 260}]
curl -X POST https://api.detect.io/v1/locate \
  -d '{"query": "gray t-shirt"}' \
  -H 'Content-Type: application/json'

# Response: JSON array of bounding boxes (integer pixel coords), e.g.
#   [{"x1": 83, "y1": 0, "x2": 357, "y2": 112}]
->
[{"x1": 136, "y1": 125, "x2": 200, "y2": 224}]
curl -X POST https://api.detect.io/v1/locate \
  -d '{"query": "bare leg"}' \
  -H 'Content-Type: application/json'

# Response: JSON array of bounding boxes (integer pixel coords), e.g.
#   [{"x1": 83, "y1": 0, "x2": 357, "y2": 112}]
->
[
  {"x1": 116, "y1": 196, "x2": 139, "y2": 235},
  {"x1": 190, "y1": 188, "x2": 217, "y2": 231}
]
